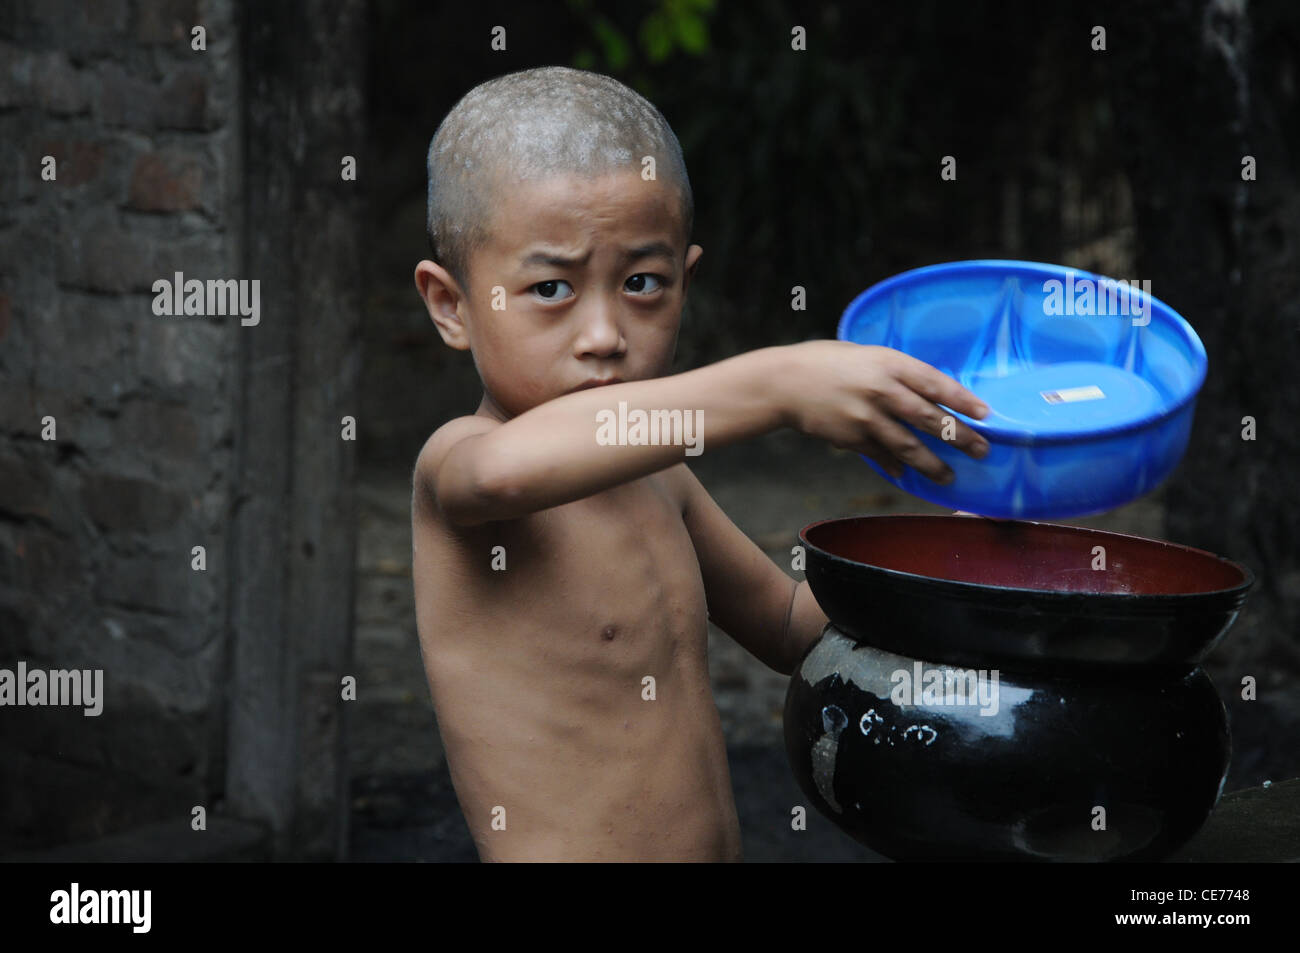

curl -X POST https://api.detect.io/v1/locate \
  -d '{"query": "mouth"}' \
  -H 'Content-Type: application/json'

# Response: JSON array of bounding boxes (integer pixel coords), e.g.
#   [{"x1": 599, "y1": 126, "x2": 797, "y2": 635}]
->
[{"x1": 571, "y1": 378, "x2": 623, "y2": 392}]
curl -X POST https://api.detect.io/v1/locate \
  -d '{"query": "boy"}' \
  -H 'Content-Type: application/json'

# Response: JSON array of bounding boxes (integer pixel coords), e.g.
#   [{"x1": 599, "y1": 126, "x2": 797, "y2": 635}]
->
[{"x1": 412, "y1": 66, "x2": 990, "y2": 861}]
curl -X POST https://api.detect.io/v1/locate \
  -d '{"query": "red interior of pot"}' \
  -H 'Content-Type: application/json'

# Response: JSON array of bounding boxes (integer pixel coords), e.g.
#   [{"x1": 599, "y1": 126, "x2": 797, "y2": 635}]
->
[{"x1": 804, "y1": 516, "x2": 1249, "y2": 596}]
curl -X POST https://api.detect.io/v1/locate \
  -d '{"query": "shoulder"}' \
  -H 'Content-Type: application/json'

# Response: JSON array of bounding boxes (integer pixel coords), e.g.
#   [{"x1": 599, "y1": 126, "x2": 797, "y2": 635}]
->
[{"x1": 415, "y1": 414, "x2": 500, "y2": 471}]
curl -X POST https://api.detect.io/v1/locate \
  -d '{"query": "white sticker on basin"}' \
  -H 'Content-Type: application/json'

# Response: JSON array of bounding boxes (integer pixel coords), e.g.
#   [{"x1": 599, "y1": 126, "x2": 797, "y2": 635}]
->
[{"x1": 1041, "y1": 385, "x2": 1106, "y2": 404}]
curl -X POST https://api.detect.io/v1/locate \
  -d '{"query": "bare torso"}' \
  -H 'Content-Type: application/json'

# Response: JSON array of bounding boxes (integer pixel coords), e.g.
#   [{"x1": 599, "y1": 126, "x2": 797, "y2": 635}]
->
[{"x1": 411, "y1": 463, "x2": 743, "y2": 861}]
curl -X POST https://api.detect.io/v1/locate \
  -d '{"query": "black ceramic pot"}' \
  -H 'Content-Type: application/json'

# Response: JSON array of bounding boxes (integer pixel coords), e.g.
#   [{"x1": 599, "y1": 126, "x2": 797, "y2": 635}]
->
[{"x1": 784, "y1": 515, "x2": 1254, "y2": 862}]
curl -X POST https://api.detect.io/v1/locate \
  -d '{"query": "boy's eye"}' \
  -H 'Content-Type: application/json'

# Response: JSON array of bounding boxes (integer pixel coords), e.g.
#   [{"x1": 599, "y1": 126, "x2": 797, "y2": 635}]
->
[
  {"x1": 532, "y1": 279, "x2": 574, "y2": 300},
  {"x1": 624, "y1": 273, "x2": 665, "y2": 295}
]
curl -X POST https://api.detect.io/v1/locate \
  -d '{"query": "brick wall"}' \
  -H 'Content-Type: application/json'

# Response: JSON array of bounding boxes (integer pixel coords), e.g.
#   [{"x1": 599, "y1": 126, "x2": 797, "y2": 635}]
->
[
  {"x1": 0, "y1": 0, "x2": 362, "y2": 858},
  {"x1": 0, "y1": 0, "x2": 242, "y2": 851}
]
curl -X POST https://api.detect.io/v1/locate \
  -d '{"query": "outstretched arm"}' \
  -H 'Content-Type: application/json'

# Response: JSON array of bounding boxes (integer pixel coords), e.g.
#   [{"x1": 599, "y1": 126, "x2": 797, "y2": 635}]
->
[{"x1": 422, "y1": 341, "x2": 990, "y2": 528}]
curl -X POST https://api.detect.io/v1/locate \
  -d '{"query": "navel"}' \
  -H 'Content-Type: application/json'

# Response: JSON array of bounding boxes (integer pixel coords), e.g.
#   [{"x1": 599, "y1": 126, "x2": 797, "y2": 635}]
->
[{"x1": 601, "y1": 624, "x2": 618, "y2": 642}]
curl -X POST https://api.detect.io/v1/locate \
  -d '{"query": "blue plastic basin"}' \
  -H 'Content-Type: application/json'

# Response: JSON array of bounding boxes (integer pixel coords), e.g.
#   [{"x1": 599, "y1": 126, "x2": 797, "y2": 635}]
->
[{"x1": 837, "y1": 260, "x2": 1207, "y2": 518}]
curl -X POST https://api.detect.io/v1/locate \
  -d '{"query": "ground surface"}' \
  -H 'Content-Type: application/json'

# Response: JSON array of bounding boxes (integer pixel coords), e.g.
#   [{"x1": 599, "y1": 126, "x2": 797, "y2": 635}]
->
[{"x1": 346, "y1": 429, "x2": 1168, "y2": 862}]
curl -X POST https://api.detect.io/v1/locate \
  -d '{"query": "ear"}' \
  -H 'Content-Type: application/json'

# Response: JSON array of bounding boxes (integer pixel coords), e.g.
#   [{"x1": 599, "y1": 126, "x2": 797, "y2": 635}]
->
[
  {"x1": 681, "y1": 244, "x2": 703, "y2": 297},
  {"x1": 414, "y1": 259, "x2": 471, "y2": 351}
]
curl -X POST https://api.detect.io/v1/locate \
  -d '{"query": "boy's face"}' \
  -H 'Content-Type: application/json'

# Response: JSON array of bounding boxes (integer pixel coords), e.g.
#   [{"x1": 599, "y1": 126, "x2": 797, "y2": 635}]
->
[{"x1": 417, "y1": 170, "x2": 703, "y2": 420}]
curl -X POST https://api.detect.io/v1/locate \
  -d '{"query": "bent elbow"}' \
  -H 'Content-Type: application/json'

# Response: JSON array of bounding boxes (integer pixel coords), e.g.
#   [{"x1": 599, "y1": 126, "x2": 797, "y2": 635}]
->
[{"x1": 441, "y1": 447, "x2": 521, "y2": 526}]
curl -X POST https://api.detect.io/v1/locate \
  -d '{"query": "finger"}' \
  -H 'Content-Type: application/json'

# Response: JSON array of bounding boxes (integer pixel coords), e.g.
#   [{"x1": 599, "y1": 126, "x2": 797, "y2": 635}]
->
[
  {"x1": 865, "y1": 415, "x2": 954, "y2": 484},
  {"x1": 885, "y1": 388, "x2": 991, "y2": 460},
  {"x1": 891, "y1": 354, "x2": 990, "y2": 420},
  {"x1": 852, "y1": 437, "x2": 905, "y2": 480}
]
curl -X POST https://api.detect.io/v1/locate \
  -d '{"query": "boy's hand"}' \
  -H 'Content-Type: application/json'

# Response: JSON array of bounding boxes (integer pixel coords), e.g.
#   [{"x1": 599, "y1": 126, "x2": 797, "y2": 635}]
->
[{"x1": 780, "y1": 341, "x2": 991, "y2": 485}]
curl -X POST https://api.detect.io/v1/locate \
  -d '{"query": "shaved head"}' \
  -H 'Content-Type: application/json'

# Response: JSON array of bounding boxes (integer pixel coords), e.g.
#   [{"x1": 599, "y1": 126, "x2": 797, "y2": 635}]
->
[{"x1": 425, "y1": 66, "x2": 694, "y2": 291}]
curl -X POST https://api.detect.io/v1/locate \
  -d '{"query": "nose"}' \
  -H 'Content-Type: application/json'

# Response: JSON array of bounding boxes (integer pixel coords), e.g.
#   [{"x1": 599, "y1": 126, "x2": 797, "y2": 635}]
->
[{"x1": 573, "y1": 294, "x2": 626, "y2": 359}]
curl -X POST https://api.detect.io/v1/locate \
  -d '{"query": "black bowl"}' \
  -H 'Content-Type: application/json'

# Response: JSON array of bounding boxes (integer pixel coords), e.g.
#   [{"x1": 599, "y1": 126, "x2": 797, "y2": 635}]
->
[{"x1": 799, "y1": 515, "x2": 1253, "y2": 672}]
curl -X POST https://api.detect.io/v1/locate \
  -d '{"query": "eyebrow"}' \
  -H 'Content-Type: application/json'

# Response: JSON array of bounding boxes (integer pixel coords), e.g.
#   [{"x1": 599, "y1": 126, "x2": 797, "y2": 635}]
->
[{"x1": 519, "y1": 242, "x2": 677, "y2": 269}]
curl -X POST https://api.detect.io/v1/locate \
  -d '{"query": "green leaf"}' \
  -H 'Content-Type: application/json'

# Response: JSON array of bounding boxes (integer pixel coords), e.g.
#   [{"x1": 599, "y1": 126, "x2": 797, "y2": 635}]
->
[
  {"x1": 674, "y1": 13, "x2": 708, "y2": 54},
  {"x1": 593, "y1": 17, "x2": 631, "y2": 70},
  {"x1": 640, "y1": 13, "x2": 674, "y2": 63}
]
